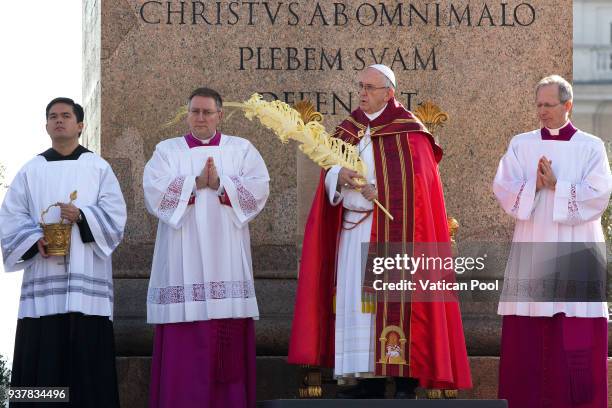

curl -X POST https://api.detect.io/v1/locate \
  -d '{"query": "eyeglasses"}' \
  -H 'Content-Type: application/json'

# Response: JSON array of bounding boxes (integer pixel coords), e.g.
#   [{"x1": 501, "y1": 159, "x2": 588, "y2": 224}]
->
[
  {"x1": 189, "y1": 109, "x2": 221, "y2": 117},
  {"x1": 536, "y1": 102, "x2": 563, "y2": 109},
  {"x1": 357, "y1": 82, "x2": 389, "y2": 93}
]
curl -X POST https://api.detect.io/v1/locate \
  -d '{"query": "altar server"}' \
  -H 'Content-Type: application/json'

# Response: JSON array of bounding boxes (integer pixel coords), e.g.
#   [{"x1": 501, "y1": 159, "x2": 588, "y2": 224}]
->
[
  {"x1": 1, "y1": 97, "x2": 126, "y2": 408},
  {"x1": 144, "y1": 87, "x2": 269, "y2": 408},
  {"x1": 494, "y1": 75, "x2": 612, "y2": 408}
]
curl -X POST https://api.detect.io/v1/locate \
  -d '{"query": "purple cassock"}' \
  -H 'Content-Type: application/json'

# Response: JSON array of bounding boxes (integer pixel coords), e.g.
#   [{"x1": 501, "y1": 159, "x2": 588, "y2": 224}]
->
[
  {"x1": 148, "y1": 131, "x2": 256, "y2": 408},
  {"x1": 149, "y1": 319, "x2": 256, "y2": 408},
  {"x1": 499, "y1": 315, "x2": 607, "y2": 408}
]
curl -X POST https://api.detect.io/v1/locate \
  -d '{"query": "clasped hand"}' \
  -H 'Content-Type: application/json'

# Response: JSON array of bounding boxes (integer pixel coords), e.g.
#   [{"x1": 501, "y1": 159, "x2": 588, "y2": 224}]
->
[
  {"x1": 196, "y1": 157, "x2": 220, "y2": 190},
  {"x1": 536, "y1": 156, "x2": 556, "y2": 192}
]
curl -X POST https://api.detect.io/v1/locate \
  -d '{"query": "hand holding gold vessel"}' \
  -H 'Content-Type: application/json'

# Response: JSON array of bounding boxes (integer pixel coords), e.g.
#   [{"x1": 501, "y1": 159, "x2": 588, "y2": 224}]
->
[
  {"x1": 39, "y1": 191, "x2": 78, "y2": 258},
  {"x1": 57, "y1": 191, "x2": 80, "y2": 224}
]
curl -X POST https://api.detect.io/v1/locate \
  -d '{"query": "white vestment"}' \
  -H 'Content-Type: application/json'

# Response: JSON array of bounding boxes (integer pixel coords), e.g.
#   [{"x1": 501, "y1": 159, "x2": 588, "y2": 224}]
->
[
  {"x1": 144, "y1": 134, "x2": 269, "y2": 324},
  {"x1": 493, "y1": 128, "x2": 612, "y2": 318},
  {"x1": 0, "y1": 152, "x2": 126, "y2": 319},
  {"x1": 324, "y1": 107, "x2": 383, "y2": 378}
]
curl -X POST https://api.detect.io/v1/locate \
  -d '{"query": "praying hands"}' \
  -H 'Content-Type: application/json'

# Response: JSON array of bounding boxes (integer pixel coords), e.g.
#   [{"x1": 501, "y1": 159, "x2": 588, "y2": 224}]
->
[
  {"x1": 196, "y1": 157, "x2": 220, "y2": 190},
  {"x1": 536, "y1": 156, "x2": 556, "y2": 191}
]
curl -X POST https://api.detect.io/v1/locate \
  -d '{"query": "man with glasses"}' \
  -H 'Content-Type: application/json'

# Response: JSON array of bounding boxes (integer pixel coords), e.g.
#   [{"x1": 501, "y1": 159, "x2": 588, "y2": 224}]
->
[
  {"x1": 493, "y1": 75, "x2": 612, "y2": 407},
  {"x1": 289, "y1": 65, "x2": 472, "y2": 398},
  {"x1": 144, "y1": 87, "x2": 270, "y2": 408}
]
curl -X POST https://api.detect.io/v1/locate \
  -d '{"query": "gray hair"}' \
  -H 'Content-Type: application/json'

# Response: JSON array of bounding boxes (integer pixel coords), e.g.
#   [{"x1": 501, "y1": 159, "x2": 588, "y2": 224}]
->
[{"x1": 535, "y1": 75, "x2": 573, "y2": 103}]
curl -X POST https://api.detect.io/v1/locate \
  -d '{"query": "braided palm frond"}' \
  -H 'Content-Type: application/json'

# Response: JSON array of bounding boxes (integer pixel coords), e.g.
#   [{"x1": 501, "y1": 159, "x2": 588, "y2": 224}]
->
[{"x1": 225, "y1": 94, "x2": 367, "y2": 176}]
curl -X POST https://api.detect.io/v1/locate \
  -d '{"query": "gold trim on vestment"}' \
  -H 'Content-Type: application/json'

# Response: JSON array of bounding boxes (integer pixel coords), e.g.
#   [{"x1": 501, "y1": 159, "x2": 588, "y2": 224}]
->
[
  {"x1": 346, "y1": 117, "x2": 367, "y2": 134},
  {"x1": 392, "y1": 118, "x2": 421, "y2": 124},
  {"x1": 407, "y1": 135, "x2": 415, "y2": 377},
  {"x1": 372, "y1": 129, "x2": 428, "y2": 138},
  {"x1": 395, "y1": 134, "x2": 408, "y2": 376},
  {"x1": 378, "y1": 139, "x2": 391, "y2": 376},
  {"x1": 336, "y1": 125, "x2": 359, "y2": 141},
  {"x1": 378, "y1": 325, "x2": 408, "y2": 365}
]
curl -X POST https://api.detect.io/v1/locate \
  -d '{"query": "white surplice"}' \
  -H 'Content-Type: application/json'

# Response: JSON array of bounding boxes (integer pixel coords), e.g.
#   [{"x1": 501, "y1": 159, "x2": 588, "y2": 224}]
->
[
  {"x1": 0, "y1": 153, "x2": 126, "y2": 319},
  {"x1": 144, "y1": 134, "x2": 269, "y2": 324},
  {"x1": 324, "y1": 107, "x2": 383, "y2": 378},
  {"x1": 493, "y1": 128, "x2": 612, "y2": 318}
]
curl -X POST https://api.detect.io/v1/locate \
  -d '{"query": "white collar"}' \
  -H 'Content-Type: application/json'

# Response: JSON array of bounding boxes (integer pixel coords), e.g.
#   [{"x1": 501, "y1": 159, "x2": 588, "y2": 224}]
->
[
  {"x1": 364, "y1": 105, "x2": 387, "y2": 121},
  {"x1": 193, "y1": 134, "x2": 215, "y2": 144},
  {"x1": 545, "y1": 120, "x2": 570, "y2": 136}
]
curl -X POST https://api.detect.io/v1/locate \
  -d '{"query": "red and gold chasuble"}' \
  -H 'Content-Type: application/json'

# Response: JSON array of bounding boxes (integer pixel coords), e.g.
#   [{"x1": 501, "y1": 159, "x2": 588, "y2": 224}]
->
[{"x1": 288, "y1": 98, "x2": 471, "y2": 389}]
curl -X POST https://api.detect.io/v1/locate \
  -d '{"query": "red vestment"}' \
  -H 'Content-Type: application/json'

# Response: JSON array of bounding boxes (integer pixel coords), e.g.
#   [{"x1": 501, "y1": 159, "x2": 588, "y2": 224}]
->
[{"x1": 288, "y1": 98, "x2": 472, "y2": 389}]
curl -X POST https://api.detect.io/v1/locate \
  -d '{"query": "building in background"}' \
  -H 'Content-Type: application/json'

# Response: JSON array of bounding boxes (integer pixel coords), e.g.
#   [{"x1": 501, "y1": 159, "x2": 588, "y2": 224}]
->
[
  {"x1": 574, "y1": 0, "x2": 612, "y2": 137},
  {"x1": 574, "y1": 0, "x2": 612, "y2": 297}
]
